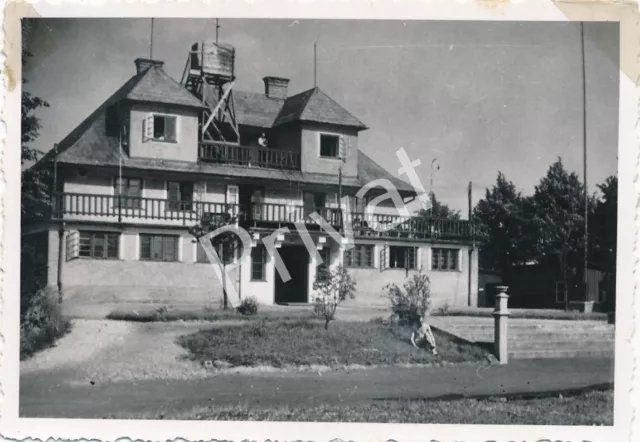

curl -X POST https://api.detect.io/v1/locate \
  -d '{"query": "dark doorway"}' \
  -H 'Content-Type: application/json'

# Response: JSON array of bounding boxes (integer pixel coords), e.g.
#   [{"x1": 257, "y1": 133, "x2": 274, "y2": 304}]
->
[{"x1": 274, "y1": 246, "x2": 309, "y2": 304}]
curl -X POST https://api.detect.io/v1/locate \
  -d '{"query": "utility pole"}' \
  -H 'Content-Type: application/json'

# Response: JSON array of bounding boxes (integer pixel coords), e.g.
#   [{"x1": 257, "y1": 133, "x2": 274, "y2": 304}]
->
[
  {"x1": 581, "y1": 21, "x2": 589, "y2": 303},
  {"x1": 216, "y1": 19, "x2": 220, "y2": 44},
  {"x1": 468, "y1": 181, "x2": 473, "y2": 306},
  {"x1": 314, "y1": 42, "x2": 317, "y2": 88},
  {"x1": 429, "y1": 159, "x2": 439, "y2": 217}
]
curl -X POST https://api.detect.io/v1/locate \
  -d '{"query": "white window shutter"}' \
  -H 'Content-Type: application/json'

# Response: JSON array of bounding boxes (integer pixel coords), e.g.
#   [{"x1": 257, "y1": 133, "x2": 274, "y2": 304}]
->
[
  {"x1": 143, "y1": 114, "x2": 154, "y2": 142},
  {"x1": 379, "y1": 243, "x2": 389, "y2": 272},
  {"x1": 65, "y1": 231, "x2": 79, "y2": 261}
]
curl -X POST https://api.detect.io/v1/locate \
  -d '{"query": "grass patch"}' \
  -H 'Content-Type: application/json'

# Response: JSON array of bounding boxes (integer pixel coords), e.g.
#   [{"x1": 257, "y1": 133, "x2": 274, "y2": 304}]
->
[
  {"x1": 433, "y1": 309, "x2": 608, "y2": 321},
  {"x1": 107, "y1": 306, "x2": 318, "y2": 323},
  {"x1": 177, "y1": 320, "x2": 489, "y2": 367},
  {"x1": 110, "y1": 389, "x2": 613, "y2": 425}
]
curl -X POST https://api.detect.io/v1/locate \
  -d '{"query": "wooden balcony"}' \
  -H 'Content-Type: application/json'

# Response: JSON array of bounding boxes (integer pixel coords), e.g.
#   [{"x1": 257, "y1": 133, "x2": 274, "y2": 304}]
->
[
  {"x1": 49, "y1": 193, "x2": 481, "y2": 243},
  {"x1": 198, "y1": 141, "x2": 301, "y2": 170}
]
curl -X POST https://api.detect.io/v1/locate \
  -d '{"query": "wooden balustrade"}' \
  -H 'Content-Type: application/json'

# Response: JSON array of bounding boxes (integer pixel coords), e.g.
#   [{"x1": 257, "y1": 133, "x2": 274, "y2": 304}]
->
[
  {"x1": 198, "y1": 142, "x2": 301, "y2": 170},
  {"x1": 50, "y1": 193, "x2": 481, "y2": 242}
]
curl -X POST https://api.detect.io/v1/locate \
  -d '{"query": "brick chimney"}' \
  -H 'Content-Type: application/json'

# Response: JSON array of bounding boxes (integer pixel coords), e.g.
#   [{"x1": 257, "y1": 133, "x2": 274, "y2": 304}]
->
[
  {"x1": 135, "y1": 58, "x2": 165, "y2": 75},
  {"x1": 263, "y1": 77, "x2": 290, "y2": 99}
]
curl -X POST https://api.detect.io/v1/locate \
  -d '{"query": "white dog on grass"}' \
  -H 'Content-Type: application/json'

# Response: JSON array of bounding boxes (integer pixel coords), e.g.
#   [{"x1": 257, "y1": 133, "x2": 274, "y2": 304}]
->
[{"x1": 411, "y1": 314, "x2": 438, "y2": 355}]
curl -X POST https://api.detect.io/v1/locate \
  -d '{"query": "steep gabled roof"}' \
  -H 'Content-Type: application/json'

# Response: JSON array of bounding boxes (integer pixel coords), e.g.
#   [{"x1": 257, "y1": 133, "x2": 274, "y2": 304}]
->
[
  {"x1": 273, "y1": 87, "x2": 367, "y2": 130},
  {"x1": 126, "y1": 66, "x2": 205, "y2": 108},
  {"x1": 358, "y1": 151, "x2": 414, "y2": 194},
  {"x1": 38, "y1": 66, "x2": 204, "y2": 167}
]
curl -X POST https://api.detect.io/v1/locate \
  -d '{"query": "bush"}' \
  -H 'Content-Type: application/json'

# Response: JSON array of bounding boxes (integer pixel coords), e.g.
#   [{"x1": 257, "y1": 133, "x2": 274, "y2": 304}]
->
[
  {"x1": 20, "y1": 287, "x2": 71, "y2": 360},
  {"x1": 312, "y1": 266, "x2": 356, "y2": 330},
  {"x1": 384, "y1": 268, "x2": 432, "y2": 326},
  {"x1": 237, "y1": 296, "x2": 259, "y2": 316}
]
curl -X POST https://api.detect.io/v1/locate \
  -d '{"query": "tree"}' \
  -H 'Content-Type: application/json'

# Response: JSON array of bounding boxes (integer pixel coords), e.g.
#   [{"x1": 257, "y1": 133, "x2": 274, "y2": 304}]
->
[
  {"x1": 384, "y1": 268, "x2": 432, "y2": 326},
  {"x1": 529, "y1": 158, "x2": 595, "y2": 311},
  {"x1": 417, "y1": 192, "x2": 461, "y2": 220},
  {"x1": 312, "y1": 266, "x2": 356, "y2": 330},
  {"x1": 473, "y1": 172, "x2": 531, "y2": 276},
  {"x1": 590, "y1": 175, "x2": 617, "y2": 310},
  {"x1": 188, "y1": 211, "x2": 242, "y2": 310},
  {"x1": 21, "y1": 24, "x2": 52, "y2": 220}
]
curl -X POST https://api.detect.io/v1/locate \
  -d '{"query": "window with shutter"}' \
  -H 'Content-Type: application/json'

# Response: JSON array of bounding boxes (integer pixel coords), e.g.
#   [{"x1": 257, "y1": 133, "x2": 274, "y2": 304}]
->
[
  {"x1": 379, "y1": 244, "x2": 389, "y2": 272},
  {"x1": 143, "y1": 114, "x2": 154, "y2": 142},
  {"x1": 66, "y1": 231, "x2": 80, "y2": 261},
  {"x1": 251, "y1": 245, "x2": 267, "y2": 281},
  {"x1": 226, "y1": 185, "x2": 239, "y2": 217},
  {"x1": 388, "y1": 246, "x2": 417, "y2": 270}
]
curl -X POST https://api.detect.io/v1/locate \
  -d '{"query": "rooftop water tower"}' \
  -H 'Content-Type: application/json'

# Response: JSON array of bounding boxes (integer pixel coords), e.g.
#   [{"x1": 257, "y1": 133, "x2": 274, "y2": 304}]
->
[{"x1": 182, "y1": 40, "x2": 240, "y2": 145}]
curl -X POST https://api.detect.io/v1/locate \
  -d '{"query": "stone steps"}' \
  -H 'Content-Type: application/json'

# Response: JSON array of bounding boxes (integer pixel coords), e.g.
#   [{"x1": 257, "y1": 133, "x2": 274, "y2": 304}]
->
[{"x1": 431, "y1": 318, "x2": 615, "y2": 360}]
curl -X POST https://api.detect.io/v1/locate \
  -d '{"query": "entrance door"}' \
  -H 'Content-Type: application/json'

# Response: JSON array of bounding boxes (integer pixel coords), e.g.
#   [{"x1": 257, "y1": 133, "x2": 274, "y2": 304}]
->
[{"x1": 274, "y1": 246, "x2": 309, "y2": 304}]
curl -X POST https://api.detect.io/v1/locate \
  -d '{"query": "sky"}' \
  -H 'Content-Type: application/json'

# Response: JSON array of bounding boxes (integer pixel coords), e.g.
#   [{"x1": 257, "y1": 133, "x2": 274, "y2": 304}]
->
[{"x1": 23, "y1": 19, "x2": 620, "y2": 216}]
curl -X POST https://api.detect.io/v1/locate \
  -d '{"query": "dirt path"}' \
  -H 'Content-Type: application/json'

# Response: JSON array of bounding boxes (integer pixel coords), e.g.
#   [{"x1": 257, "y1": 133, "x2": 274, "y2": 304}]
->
[{"x1": 20, "y1": 319, "x2": 213, "y2": 384}]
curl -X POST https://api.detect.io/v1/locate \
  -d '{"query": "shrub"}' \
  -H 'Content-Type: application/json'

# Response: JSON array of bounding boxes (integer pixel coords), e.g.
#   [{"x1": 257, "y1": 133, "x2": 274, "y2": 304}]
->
[
  {"x1": 237, "y1": 296, "x2": 259, "y2": 316},
  {"x1": 312, "y1": 266, "x2": 356, "y2": 330},
  {"x1": 384, "y1": 268, "x2": 432, "y2": 326},
  {"x1": 20, "y1": 287, "x2": 71, "y2": 360}
]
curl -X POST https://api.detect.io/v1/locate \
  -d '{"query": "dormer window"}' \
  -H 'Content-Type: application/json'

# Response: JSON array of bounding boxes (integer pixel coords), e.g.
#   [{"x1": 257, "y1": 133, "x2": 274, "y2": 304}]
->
[
  {"x1": 320, "y1": 134, "x2": 340, "y2": 158},
  {"x1": 143, "y1": 114, "x2": 177, "y2": 143}
]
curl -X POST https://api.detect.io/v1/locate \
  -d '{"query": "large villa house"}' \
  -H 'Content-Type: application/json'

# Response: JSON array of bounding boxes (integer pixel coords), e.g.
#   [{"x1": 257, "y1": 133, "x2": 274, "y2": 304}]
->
[{"x1": 23, "y1": 44, "x2": 481, "y2": 317}]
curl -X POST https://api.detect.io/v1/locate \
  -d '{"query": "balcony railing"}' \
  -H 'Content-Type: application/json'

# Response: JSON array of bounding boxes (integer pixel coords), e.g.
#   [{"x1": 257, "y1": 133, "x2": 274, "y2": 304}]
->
[
  {"x1": 50, "y1": 193, "x2": 482, "y2": 242},
  {"x1": 198, "y1": 142, "x2": 301, "y2": 170}
]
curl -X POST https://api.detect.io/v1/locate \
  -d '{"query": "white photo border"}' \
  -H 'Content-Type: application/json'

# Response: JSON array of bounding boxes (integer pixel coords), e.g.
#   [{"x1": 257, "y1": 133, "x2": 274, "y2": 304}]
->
[{"x1": 1, "y1": 1, "x2": 637, "y2": 442}]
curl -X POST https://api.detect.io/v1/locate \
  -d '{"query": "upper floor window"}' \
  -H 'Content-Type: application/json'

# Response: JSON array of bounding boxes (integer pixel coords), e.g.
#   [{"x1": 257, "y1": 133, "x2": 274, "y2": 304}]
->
[
  {"x1": 115, "y1": 177, "x2": 142, "y2": 209},
  {"x1": 431, "y1": 248, "x2": 459, "y2": 271},
  {"x1": 320, "y1": 134, "x2": 340, "y2": 158},
  {"x1": 196, "y1": 240, "x2": 236, "y2": 265},
  {"x1": 167, "y1": 181, "x2": 193, "y2": 211},
  {"x1": 143, "y1": 114, "x2": 177, "y2": 143}
]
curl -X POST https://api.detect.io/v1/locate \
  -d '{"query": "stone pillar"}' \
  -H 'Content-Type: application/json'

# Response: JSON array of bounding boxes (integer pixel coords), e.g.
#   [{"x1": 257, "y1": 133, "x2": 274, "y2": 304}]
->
[{"x1": 492, "y1": 285, "x2": 510, "y2": 364}]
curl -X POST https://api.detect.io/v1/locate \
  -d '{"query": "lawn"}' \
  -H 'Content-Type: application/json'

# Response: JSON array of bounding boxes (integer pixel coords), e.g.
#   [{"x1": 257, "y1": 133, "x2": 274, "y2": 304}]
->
[
  {"x1": 107, "y1": 306, "x2": 318, "y2": 322},
  {"x1": 115, "y1": 389, "x2": 613, "y2": 425},
  {"x1": 177, "y1": 319, "x2": 490, "y2": 368}
]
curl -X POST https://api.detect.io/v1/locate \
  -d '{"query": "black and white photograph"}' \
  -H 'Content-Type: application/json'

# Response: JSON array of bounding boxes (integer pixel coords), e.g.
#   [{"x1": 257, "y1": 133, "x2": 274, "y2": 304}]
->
[{"x1": 3, "y1": 3, "x2": 637, "y2": 441}]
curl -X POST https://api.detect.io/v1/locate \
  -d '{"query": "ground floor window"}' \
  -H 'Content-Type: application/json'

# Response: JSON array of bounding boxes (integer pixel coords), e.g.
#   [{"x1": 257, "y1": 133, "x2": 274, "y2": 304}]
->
[
  {"x1": 196, "y1": 239, "x2": 238, "y2": 265},
  {"x1": 77, "y1": 231, "x2": 119, "y2": 259},
  {"x1": 140, "y1": 234, "x2": 179, "y2": 262},
  {"x1": 389, "y1": 246, "x2": 417, "y2": 269},
  {"x1": 251, "y1": 245, "x2": 267, "y2": 281},
  {"x1": 431, "y1": 248, "x2": 459, "y2": 271},
  {"x1": 344, "y1": 244, "x2": 374, "y2": 268}
]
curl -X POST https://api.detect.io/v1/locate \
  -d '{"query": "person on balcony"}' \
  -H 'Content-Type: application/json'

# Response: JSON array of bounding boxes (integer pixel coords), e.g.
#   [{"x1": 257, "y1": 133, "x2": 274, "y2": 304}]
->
[{"x1": 258, "y1": 133, "x2": 268, "y2": 148}]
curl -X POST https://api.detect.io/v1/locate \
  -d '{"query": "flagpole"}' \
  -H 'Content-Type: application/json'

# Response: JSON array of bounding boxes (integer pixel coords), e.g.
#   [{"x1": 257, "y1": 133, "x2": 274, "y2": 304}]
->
[{"x1": 581, "y1": 21, "x2": 589, "y2": 303}]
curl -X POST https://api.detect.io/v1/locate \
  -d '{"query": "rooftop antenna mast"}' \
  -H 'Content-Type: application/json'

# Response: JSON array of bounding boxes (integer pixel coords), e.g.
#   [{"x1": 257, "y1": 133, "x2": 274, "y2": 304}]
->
[
  {"x1": 314, "y1": 42, "x2": 317, "y2": 88},
  {"x1": 216, "y1": 18, "x2": 220, "y2": 44},
  {"x1": 149, "y1": 18, "x2": 155, "y2": 59}
]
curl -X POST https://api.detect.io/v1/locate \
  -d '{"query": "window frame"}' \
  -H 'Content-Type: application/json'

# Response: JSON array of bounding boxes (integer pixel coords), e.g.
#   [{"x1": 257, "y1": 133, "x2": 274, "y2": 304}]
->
[
  {"x1": 430, "y1": 247, "x2": 460, "y2": 272},
  {"x1": 196, "y1": 240, "x2": 237, "y2": 265},
  {"x1": 114, "y1": 177, "x2": 143, "y2": 210},
  {"x1": 139, "y1": 234, "x2": 180, "y2": 262},
  {"x1": 167, "y1": 181, "x2": 194, "y2": 212},
  {"x1": 250, "y1": 245, "x2": 267, "y2": 281},
  {"x1": 389, "y1": 245, "x2": 418, "y2": 270},
  {"x1": 78, "y1": 231, "x2": 120, "y2": 260},
  {"x1": 344, "y1": 244, "x2": 374, "y2": 269},
  {"x1": 319, "y1": 133, "x2": 341, "y2": 159},
  {"x1": 151, "y1": 114, "x2": 178, "y2": 143}
]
